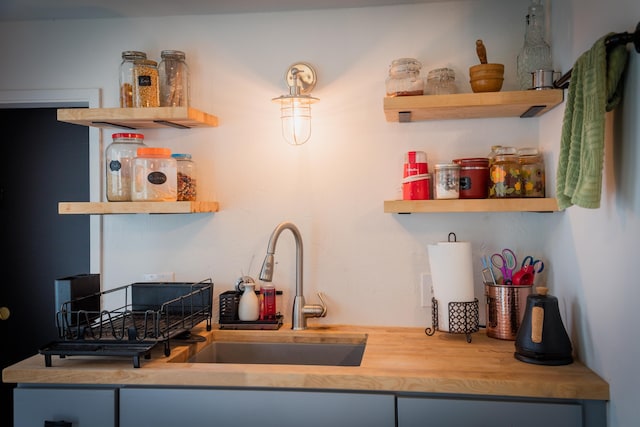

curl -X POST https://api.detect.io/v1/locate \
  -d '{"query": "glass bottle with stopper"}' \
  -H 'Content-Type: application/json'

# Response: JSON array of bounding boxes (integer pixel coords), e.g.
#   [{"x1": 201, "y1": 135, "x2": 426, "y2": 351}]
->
[{"x1": 517, "y1": 0, "x2": 552, "y2": 90}]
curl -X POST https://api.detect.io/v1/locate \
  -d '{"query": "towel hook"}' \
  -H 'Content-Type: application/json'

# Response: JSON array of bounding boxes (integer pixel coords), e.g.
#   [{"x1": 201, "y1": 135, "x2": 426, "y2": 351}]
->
[{"x1": 554, "y1": 21, "x2": 639, "y2": 90}]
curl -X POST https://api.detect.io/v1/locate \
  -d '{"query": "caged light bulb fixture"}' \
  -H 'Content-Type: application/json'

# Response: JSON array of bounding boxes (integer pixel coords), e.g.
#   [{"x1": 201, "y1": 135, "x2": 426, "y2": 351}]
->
[{"x1": 272, "y1": 62, "x2": 319, "y2": 145}]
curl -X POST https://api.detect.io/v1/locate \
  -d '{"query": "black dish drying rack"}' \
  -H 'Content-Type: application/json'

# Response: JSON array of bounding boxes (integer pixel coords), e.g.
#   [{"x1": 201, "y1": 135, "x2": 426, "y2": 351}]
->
[{"x1": 40, "y1": 278, "x2": 213, "y2": 368}]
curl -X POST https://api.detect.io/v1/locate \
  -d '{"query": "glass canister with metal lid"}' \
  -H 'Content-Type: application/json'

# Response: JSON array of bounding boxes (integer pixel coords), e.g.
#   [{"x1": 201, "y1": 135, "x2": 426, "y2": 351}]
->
[
  {"x1": 159, "y1": 50, "x2": 190, "y2": 107},
  {"x1": 119, "y1": 51, "x2": 147, "y2": 107},
  {"x1": 434, "y1": 163, "x2": 460, "y2": 199},
  {"x1": 385, "y1": 58, "x2": 424, "y2": 97},
  {"x1": 489, "y1": 148, "x2": 521, "y2": 198},
  {"x1": 425, "y1": 67, "x2": 457, "y2": 95},
  {"x1": 518, "y1": 147, "x2": 545, "y2": 197},
  {"x1": 133, "y1": 59, "x2": 159, "y2": 107}
]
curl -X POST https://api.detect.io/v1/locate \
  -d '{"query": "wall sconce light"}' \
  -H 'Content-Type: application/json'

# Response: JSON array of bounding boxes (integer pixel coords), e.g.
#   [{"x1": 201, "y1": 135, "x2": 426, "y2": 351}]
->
[{"x1": 272, "y1": 62, "x2": 319, "y2": 145}]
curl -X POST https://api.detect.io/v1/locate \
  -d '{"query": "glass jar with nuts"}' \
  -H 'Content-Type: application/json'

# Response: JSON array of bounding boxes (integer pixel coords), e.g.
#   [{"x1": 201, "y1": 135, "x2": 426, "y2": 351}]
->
[{"x1": 172, "y1": 153, "x2": 197, "y2": 201}]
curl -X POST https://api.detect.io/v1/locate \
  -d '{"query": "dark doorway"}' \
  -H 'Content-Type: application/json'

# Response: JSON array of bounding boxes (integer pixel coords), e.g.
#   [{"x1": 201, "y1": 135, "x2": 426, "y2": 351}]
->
[{"x1": 0, "y1": 107, "x2": 90, "y2": 426}]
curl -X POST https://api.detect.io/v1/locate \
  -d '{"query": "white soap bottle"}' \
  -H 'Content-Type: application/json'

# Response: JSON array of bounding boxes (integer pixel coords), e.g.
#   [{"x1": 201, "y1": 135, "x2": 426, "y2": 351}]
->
[{"x1": 238, "y1": 279, "x2": 260, "y2": 321}]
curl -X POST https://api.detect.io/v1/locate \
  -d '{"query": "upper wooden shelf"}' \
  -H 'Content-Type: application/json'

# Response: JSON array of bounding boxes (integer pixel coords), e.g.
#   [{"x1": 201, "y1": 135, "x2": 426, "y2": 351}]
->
[
  {"x1": 58, "y1": 201, "x2": 219, "y2": 215},
  {"x1": 57, "y1": 107, "x2": 219, "y2": 129},
  {"x1": 383, "y1": 90, "x2": 564, "y2": 122},
  {"x1": 384, "y1": 198, "x2": 560, "y2": 213}
]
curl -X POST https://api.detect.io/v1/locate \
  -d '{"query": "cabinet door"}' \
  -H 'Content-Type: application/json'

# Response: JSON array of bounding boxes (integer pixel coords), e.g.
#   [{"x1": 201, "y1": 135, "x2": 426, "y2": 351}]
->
[
  {"x1": 14, "y1": 387, "x2": 116, "y2": 427},
  {"x1": 397, "y1": 396, "x2": 583, "y2": 427},
  {"x1": 120, "y1": 388, "x2": 395, "y2": 427}
]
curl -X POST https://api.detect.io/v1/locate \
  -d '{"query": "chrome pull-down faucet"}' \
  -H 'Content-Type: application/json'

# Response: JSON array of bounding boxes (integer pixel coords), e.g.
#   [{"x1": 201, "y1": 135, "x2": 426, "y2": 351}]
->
[{"x1": 259, "y1": 221, "x2": 327, "y2": 330}]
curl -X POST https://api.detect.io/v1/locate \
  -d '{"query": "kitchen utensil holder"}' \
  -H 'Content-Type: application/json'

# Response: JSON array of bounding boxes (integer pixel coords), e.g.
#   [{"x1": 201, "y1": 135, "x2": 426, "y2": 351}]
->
[
  {"x1": 485, "y1": 282, "x2": 532, "y2": 340},
  {"x1": 219, "y1": 290, "x2": 242, "y2": 323},
  {"x1": 425, "y1": 297, "x2": 479, "y2": 343}
]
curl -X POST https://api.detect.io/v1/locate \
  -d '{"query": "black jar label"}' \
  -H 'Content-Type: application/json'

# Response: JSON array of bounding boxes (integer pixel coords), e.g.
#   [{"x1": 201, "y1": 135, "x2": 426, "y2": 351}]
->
[
  {"x1": 147, "y1": 172, "x2": 167, "y2": 185},
  {"x1": 138, "y1": 75, "x2": 152, "y2": 87},
  {"x1": 460, "y1": 176, "x2": 471, "y2": 190},
  {"x1": 109, "y1": 160, "x2": 122, "y2": 172}
]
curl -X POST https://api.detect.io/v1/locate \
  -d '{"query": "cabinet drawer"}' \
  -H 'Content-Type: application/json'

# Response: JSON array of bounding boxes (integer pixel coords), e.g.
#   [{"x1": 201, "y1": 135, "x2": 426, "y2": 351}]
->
[
  {"x1": 397, "y1": 396, "x2": 582, "y2": 427},
  {"x1": 14, "y1": 387, "x2": 116, "y2": 427},
  {"x1": 121, "y1": 388, "x2": 395, "y2": 427}
]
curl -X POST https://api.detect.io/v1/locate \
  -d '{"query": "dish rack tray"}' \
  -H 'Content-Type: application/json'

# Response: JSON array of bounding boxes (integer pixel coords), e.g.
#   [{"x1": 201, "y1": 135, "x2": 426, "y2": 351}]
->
[
  {"x1": 218, "y1": 290, "x2": 283, "y2": 330},
  {"x1": 40, "y1": 278, "x2": 213, "y2": 368}
]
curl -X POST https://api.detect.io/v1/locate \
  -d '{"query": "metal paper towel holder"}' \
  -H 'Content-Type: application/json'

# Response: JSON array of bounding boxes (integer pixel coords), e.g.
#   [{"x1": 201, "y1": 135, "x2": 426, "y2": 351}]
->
[{"x1": 425, "y1": 297, "x2": 479, "y2": 343}]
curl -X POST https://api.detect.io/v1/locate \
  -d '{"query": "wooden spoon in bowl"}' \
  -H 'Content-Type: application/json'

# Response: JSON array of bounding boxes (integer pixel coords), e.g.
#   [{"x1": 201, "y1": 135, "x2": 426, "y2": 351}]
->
[{"x1": 476, "y1": 39, "x2": 488, "y2": 64}]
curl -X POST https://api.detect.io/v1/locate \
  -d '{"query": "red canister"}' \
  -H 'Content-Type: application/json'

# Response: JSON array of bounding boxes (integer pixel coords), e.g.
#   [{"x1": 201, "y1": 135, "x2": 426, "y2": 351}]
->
[
  {"x1": 453, "y1": 157, "x2": 489, "y2": 199},
  {"x1": 403, "y1": 151, "x2": 429, "y2": 200}
]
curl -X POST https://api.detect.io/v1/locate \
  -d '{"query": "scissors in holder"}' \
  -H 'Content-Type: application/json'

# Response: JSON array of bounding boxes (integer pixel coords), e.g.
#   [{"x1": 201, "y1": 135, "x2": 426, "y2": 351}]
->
[
  {"x1": 521, "y1": 256, "x2": 544, "y2": 274},
  {"x1": 491, "y1": 248, "x2": 517, "y2": 283}
]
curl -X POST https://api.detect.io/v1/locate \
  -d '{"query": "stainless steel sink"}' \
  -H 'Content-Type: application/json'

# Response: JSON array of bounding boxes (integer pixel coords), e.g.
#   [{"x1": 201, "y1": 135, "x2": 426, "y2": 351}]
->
[{"x1": 187, "y1": 341, "x2": 366, "y2": 366}]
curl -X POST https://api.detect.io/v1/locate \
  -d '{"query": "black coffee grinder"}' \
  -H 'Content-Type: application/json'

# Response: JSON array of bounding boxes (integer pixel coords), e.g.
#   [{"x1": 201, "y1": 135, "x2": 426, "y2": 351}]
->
[{"x1": 514, "y1": 287, "x2": 573, "y2": 365}]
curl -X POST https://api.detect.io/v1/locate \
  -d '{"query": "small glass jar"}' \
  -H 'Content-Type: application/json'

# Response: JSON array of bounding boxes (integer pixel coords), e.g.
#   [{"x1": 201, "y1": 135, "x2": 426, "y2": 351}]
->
[
  {"x1": 172, "y1": 153, "x2": 197, "y2": 201},
  {"x1": 119, "y1": 51, "x2": 147, "y2": 107},
  {"x1": 487, "y1": 145, "x2": 502, "y2": 168},
  {"x1": 489, "y1": 153, "x2": 521, "y2": 198},
  {"x1": 385, "y1": 58, "x2": 424, "y2": 97},
  {"x1": 518, "y1": 147, "x2": 545, "y2": 197},
  {"x1": 133, "y1": 59, "x2": 159, "y2": 107},
  {"x1": 106, "y1": 133, "x2": 146, "y2": 201},
  {"x1": 159, "y1": 50, "x2": 190, "y2": 107},
  {"x1": 131, "y1": 147, "x2": 177, "y2": 201},
  {"x1": 425, "y1": 68, "x2": 456, "y2": 95},
  {"x1": 434, "y1": 163, "x2": 460, "y2": 199}
]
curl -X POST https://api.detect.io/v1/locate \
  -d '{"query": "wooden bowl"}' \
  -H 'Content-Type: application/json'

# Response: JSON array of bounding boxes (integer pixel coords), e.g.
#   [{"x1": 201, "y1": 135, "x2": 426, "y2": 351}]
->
[
  {"x1": 470, "y1": 77, "x2": 504, "y2": 93},
  {"x1": 469, "y1": 63, "x2": 504, "y2": 93}
]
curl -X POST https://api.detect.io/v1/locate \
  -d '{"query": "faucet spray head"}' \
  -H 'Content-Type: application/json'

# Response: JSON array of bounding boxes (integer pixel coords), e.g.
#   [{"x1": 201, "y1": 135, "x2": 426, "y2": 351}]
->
[{"x1": 259, "y1": 253, "x2": 275, "y2": 282}]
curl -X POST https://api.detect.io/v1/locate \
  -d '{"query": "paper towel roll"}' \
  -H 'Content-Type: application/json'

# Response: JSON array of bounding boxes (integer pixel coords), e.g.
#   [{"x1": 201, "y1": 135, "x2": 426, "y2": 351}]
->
[{"x1": 427, "y1": 240, "x2": 475, "y2": 332}]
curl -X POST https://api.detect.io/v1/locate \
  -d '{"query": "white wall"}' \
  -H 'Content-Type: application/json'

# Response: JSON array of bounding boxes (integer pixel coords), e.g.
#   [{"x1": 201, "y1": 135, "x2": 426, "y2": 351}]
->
[
  {"x1": 547, "y1": 1, "x2": 640, "y2": 426},
  {"x1": 1, "y1": 0, "x2": 638, "y2": 425}
]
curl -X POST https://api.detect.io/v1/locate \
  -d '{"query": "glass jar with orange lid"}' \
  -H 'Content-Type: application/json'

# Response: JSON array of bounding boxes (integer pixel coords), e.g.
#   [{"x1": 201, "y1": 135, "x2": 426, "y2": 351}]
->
[{"x1": 131, "y1": 147, "x2": 177, "y2": 201}]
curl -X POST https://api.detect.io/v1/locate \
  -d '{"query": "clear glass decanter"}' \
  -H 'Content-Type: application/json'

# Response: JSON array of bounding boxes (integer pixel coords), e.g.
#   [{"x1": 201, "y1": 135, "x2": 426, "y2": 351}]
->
[{"x1": 517, "y1": 0, "x2": 552, "y2": 90}]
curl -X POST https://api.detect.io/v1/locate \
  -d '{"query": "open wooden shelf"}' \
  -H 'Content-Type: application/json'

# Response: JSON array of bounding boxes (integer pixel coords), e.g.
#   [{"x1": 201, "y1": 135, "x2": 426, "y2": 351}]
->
[
  {"x1": 58, "y1": 201, "x2": 219, "y2": 215},
  {"x1": 383, "y1": 90, "x2": 563, "y2": 122},
  {"x1": 57, "y1": 106, "x2": 219, "y2": 129},
  {"x1": 384, "y1": 198, "x2": 560, "y2": 213}
]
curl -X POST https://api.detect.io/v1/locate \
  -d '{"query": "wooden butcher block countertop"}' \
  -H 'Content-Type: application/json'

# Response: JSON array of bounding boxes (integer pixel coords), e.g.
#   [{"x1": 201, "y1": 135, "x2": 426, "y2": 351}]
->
[{"x1": 2, "y1": 323, "x2": 609, "y2": 401}]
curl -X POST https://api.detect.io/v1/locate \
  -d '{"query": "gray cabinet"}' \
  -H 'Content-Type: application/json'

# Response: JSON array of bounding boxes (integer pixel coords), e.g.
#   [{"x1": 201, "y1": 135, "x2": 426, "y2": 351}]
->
[
  {"x1": 120, "y1": 388, "x2": 395, "y2": 427},
  {"x1": 397, "y1": 396, "x2": 584, "y2": 427},
  {"x1": 14, "y1": 385, "x2": 605, "y2": 427},
  {"x1": 14, "y1": 386, "x2": 116, "y2": 427}
]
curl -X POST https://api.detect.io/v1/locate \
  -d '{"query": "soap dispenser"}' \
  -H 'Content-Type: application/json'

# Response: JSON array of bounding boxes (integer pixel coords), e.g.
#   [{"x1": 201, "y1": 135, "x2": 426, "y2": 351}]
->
[{"x1": 237, "y1": 276, "x2": 260, "y2": 321}]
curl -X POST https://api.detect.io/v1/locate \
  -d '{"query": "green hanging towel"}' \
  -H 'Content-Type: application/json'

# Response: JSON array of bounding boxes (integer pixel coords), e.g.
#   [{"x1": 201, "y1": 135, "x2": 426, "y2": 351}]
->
[{"x1": 556, "y1": 34, "x2": 628, "y2": 209}]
